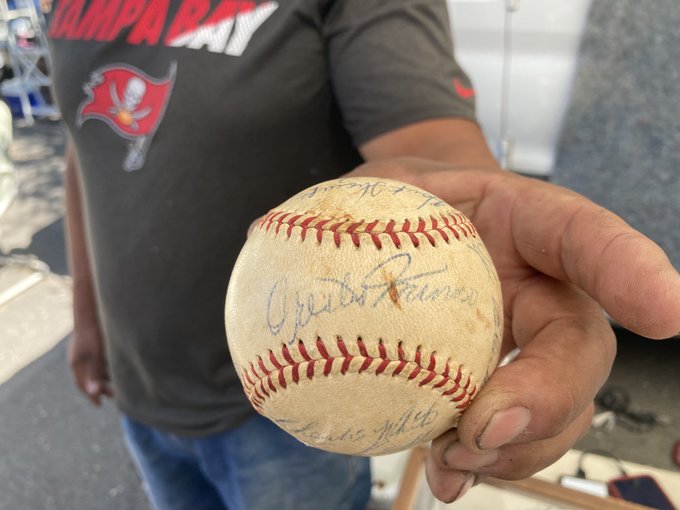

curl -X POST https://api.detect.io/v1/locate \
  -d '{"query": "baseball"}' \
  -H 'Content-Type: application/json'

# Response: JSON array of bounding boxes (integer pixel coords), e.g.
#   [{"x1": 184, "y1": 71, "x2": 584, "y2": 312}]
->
[{"x1": 225, "y1": 177, "x2": 503, "y2": 456}]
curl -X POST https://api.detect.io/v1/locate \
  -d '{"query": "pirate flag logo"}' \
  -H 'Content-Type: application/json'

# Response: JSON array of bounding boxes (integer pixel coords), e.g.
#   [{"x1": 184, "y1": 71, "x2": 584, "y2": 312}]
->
[{"x1": 77, "y1": 62, "x2": 177, "y2": 172}]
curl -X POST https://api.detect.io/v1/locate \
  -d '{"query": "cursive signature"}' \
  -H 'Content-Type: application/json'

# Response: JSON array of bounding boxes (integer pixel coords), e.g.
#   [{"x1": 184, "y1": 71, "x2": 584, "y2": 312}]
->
[
  {"x1": 266, "y1": 253, "x2": 479, "y2": 344},
  {"x1": 296, "y1": 178, "x2": 446, "y2": 210},
  {"x1": 273, "y1": 403, "x2": 439, "y2": 455},
  {"x1": 357, "y1": 403, "x2": 439, "y2": 454},
  {"x1": 272, "y1": 418, "x2": 367, "y2": 445}
]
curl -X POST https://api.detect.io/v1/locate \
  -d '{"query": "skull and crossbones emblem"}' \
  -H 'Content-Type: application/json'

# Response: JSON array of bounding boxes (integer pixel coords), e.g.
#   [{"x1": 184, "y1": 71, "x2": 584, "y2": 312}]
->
[
  {"x1": 78, "y1": 62, "x2": 177, "y2": 172},
  {"x1": 109, "y1": 77, "x2": 152, "y2": 130}
]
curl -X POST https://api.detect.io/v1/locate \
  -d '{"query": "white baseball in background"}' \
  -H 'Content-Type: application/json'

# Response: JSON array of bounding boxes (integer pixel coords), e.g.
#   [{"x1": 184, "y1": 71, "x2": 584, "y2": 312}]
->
[{"x1": 225, "y1": 177, "x2": 503, "y2": 456}]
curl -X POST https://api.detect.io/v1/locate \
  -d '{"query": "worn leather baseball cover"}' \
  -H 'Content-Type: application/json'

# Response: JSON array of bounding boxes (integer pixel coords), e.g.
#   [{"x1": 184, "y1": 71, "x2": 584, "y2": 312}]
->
[{"x1": 225, "y1": 177, "x2": 503, "y2": 455}]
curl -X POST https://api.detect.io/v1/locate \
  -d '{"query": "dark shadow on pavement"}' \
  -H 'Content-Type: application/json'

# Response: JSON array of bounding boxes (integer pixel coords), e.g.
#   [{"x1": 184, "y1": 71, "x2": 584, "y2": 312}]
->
[{"x1": 10, "y1": 217, "x2": 68, "y2": 276}]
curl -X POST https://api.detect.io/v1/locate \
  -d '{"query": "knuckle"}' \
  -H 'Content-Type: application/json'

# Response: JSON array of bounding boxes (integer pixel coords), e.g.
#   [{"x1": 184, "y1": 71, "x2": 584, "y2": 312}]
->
[
  {"x1": 506, "y1": 357, "x2": 581, "y2": 439},
  {"x1": 425, "y1": 457, "x2": 469, "y2": 503},
  {"x1": 430, "y1": 429, "x2": 459, "y2": 467},
  {"x1": 542, "y1": 383, "x2": 580, "y2": 437},
  {"x1": 596, "y1": 325, "x2": 617, "y2": 366},
  {"x1": 487, "y1": 407, "x2": 594, "y2": 480},
  {"x1": 488, "y1": 444, "x2": 561, "y2": 480}
]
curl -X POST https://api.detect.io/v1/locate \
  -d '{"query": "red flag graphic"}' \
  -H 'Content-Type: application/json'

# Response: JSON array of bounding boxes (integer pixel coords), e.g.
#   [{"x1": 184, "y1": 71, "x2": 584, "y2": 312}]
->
[
  {"x1": 77, "y1": 62, "x2": 176, "y2": 171},
  {"x1": 77, "y1": 63, "x2": 176, "y2": 139}
]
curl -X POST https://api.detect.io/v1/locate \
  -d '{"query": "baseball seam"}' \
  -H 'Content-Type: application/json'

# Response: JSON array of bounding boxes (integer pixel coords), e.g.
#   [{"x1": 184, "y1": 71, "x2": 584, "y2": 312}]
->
[
  {"x1": 257, "y1": 211, "x2": 477, "y2": 249},
  {"x1": 240, "y1": 337, "x2": 478, "y2": 412}
]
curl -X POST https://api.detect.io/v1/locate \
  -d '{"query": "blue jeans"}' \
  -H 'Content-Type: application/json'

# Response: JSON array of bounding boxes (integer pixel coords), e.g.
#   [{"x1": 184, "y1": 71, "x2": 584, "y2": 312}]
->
[{"x1": 121, "y1": 413, "x2": 372, "y2": 510}]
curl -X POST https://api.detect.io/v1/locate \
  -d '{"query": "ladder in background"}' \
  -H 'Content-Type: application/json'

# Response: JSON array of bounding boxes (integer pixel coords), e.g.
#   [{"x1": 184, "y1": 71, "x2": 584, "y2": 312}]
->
[{"x1": 0, "y1": 0, "x2": 58, "y2": 124}]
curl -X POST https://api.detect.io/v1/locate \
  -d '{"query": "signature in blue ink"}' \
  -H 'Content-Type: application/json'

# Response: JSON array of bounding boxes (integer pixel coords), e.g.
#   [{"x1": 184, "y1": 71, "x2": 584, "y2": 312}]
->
[
  {"x1": 297, "y1": 178, "x2": 446, "y2": 210},
  {"x1": 273, "y1": 404, "x2": 439, "y2": 455},
  {"x1": 273, "y1": 418, "x2": 367, "y2": 445},
  {"x1": 266, "y1": 253, "x2": 478, "y2": 344},
  {"x1": 357, "y1": 403, "x2": 439, "y2": 454},
  {"x1": 466, "y1": 241, "x2": 496, "y2": 283}
]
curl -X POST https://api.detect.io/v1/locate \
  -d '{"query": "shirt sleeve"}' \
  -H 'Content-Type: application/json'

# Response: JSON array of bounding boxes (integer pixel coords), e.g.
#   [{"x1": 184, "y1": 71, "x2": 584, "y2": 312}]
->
[{"x1": 323, "y1": 0, "x2": 477, "y2": 147}]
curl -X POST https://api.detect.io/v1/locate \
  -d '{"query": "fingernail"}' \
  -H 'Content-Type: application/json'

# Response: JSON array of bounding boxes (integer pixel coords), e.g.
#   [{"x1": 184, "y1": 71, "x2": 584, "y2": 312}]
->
[
  {"x1": 85, "y1": 381, "x2": 99, "y2": 395},
  {"x1": 477, "y1": 406, "x2": 531, "y2": 450},
  {"x1": 454, "y1": 474, "x2": 475, "y2": 502},
  {"x1": 443, "y1": 442, "x2": 499, "y2": 470}
]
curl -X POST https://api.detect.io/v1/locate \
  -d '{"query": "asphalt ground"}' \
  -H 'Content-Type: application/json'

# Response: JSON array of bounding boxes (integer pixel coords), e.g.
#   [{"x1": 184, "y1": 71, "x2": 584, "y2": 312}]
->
[
  {"x1": 1, "y1": 1, "x2": 679, "y2": 508},
  {"x1": 0, "y1": 121, "x2": 150, "y2": 510}
]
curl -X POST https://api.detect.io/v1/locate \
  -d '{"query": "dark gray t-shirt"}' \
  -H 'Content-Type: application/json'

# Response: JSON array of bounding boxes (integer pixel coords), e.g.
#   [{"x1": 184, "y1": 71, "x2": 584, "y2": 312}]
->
[{"x1": 48, "y1": 0, "x2": 476, "y2": 436}]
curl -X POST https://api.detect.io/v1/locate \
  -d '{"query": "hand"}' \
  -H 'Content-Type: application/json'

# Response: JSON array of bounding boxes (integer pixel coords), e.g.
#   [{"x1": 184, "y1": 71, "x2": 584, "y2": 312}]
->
[
  {"x1": 68, "y1": 323, "x2": 114, "y2": 407},
  {"x1": 348, "y1": 158, "x2": 680, "y2": 502}
]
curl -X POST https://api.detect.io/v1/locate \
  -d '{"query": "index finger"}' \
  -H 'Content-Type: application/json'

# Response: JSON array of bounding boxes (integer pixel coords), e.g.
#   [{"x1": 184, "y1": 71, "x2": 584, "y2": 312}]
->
[{"x1": 498, "y1": 175, "x2": 680, "y2": 339}]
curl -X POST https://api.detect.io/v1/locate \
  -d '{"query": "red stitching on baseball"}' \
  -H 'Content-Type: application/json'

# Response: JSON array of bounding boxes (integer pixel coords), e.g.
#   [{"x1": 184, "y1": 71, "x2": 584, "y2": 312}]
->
[
  {"x1": 356, "y1": 338, "x2": 373, "y2": 373},
  {"x1": 454, "y1": 366, "x2": 463, "y2": 384},
  {"x1": 257, "y1": 210, "x2": 475, "y2": 249},
  {"x1": 419, "y1": 370, "x2": 437, "y2": 387},
  {"x1": 276, "y1": 213, "x2": 291, "y2": 236},
  {"x1": 286, "y1": 214, "x2": 303, "y2": 238},
  {"x1": 442, "y1": 215, "x2": 460, "y2": 240},
  {"x1": 297, "y1": 340, "x2": 315, "y2": 380},
  {"x1": 314, "y1": 219, "x2": 330, "y2": 243},
  {"x1": 417, "y1": 218, "x2": 437, "y2": 246},
  {"x1": 257, "y1": 356, "x2": 269, "y2": 375},
  {"x1": 330, "y1": 221, "x2": 345, "y2": 248},
  {"x1": 281, "y1": 344, "x2": 293, "y2": 362},
  {"x1": 384, "y1": 220, "x2": 400, "y2": 248},
  {"x1": 316, "y1": 337, "x2": 334, "y2": 376},
  {"x1": 264, "y1": 211, "x2": 281, "y2": 232},
  {"x1": 258, "y1": 379, "x2": 270, "y2": 398},
  {"x1": 253, "y1": 386, "x2": 265, "y2": 405},
  {"x1": 336, "y1": 337, "x2": 352, "y2": 374},
  {"x1": 299, "y1": 215, "x2": 317, "y2": 241},
  {"x1": 430, "y1": 216, "x2": 450, "y2": 243},
  {"x1": 244, "y1": 366, "x2": 256, "y2": 387},
  {"x1": 240, "y1": 337, "x2": 477, "y2": 412},
  {"x1": 419, "y1": 353, "x2": 438, "y2": 386},
  {"x1": 393, "y1": 360, "x2": 407, "y2": 376},
  {"x1": 298, "y1": 340, "x2": 311, "y2": 361},
  {"x1": 346, "y1": 220, "x2": 364, "y2": 248},
  {"x1": 432, "y1": 362, "x2": 450, "y2": 389},
  {"x1": 365, "y1": 220, "x2": 382, "y2": 250},
  {"x1": 441, "y1": 367, "x2": 463, "y2": 397},
  {"x1": 374, "y1": 340, "x2": 390, "y2": 375}
]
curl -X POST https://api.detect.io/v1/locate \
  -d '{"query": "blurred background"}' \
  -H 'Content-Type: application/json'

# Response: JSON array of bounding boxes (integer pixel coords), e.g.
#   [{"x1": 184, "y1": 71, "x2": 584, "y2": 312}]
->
[{"x1": 0, "y1": 0, "x2": 678, "y2": 508}]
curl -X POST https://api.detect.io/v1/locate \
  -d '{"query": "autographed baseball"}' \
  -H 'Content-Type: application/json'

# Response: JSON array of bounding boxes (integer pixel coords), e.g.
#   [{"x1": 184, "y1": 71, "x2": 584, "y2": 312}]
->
[{"x1": 225, "y1": 177, "x2": 503, "y2": 456}]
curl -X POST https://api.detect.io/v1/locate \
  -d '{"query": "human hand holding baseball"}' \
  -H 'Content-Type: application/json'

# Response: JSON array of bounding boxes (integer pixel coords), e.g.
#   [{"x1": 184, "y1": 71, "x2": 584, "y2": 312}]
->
[
  {"x1": 348, "y1": 158, "x2": 680, "y2": 502},
  {"x1": 69, "y1": 321, "x2": 114, "y2": 406}
]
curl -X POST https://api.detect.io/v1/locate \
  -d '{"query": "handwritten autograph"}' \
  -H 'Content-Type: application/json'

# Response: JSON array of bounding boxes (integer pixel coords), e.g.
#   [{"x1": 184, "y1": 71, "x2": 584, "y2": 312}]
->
[
  {"x1": 272, "y1": 418, "x2": 367, "y2": 446},
  {"x1": 358, "y1": 403, "x2": 439, "y2": 454},
  {"x1": 266, "y1": 253, "x2": 478, "y2": 345},
  {"x1": 296, "y1": 178, "x2": 446, "y2": 210},
  {"x1": 273, "y1": 403, "x2": 440, "y2": 455}
]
